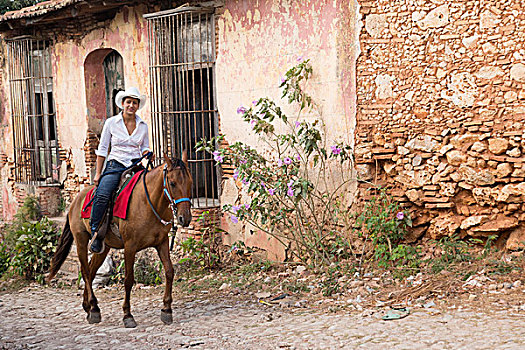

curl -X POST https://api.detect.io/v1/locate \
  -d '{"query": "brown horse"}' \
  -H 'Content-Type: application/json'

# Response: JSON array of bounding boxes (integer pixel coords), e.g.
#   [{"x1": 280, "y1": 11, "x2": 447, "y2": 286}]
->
[{"x1": 47, "y1": 153, "x2": 192, "y2": 328}]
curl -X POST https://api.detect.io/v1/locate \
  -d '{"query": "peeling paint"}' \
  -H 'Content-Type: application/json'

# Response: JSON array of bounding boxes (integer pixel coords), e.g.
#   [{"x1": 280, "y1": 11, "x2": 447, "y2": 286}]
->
[
  {"x1": 216, "y1": 0, "x2": 360, "y2": 259},
  {"x1": 217, "y1": 0, "x2": 358, "y2": 145}
]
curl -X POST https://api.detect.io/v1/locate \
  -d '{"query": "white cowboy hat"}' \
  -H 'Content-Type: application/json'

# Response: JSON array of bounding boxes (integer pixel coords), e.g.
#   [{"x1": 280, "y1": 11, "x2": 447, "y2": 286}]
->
[{"x1": 115, "y1": 87, "x2": 147, "y2": 110}]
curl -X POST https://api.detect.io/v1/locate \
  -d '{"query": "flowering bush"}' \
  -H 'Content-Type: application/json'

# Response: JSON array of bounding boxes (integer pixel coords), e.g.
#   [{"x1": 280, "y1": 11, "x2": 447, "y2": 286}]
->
[
  {"x1": 353, "y1": 189, "x2": 418, "y2": 275},
  {"x1": 197, "y1": 60, "x2": 355, "y2": 266}
]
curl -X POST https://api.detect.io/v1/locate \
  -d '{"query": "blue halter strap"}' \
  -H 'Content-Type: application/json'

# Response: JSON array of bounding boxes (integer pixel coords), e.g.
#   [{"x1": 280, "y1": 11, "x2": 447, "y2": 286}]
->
[{"x1": 162, "y1": 164, "x2": 191, "y2": 207}]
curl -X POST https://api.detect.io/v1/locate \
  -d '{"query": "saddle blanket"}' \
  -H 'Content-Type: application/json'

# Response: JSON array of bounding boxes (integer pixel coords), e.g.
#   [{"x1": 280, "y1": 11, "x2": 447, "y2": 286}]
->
[{"x1": 81, "y1": 170, "x2": 144, "y2": 220}]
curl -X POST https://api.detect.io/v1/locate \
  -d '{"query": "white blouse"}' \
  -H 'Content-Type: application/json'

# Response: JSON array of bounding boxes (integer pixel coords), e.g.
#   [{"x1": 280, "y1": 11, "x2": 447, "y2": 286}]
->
[{"x1": 95, "y1": 112, "x2": 151, "y2": 167}]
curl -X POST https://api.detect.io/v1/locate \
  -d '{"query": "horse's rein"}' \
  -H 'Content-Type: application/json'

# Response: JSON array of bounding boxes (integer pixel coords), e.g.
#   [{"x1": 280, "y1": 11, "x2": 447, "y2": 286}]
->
[{"x1": 142, "y1": 157, "x2": 191, "y2": 227}]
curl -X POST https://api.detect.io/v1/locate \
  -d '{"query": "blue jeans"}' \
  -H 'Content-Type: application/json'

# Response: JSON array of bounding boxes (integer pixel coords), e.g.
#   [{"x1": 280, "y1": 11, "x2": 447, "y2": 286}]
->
[{"x1": 90, "y1": 160, "x2": 126, "y2": 234}]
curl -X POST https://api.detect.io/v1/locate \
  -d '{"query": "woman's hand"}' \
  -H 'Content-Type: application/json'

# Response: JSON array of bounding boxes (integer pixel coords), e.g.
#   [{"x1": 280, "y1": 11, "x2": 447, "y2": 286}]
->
[
  {"x1": 143, "y1": 150, "x2": 155, "y2": 160},
  {"x1": 93, "y1": 173, "x2": 101, "y2": 186},
  {"x1": 93, "y1": 155, "x2": 106, "y2": 186}
]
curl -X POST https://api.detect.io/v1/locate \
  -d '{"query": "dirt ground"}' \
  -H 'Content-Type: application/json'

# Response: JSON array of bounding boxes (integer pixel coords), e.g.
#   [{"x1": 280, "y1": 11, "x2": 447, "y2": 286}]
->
[{"x1": 1, "y1": 266, "x2": 525, "y2": 350}]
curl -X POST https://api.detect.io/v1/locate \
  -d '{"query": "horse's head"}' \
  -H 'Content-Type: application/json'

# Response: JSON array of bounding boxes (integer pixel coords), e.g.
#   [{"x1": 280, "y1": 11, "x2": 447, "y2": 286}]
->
[{"x1": 164, "y1": 151, "x2": 193, "y2": 227}]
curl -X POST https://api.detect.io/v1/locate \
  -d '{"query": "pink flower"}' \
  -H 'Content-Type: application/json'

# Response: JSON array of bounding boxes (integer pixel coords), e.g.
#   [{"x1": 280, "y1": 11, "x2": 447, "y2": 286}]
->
[
  {"x1": 287, "y1": 188, "x2": 294, "y2": 197},
  {"x1": 396, "y1": 211, "x2": 404, "y2": 220},
  {"x1": 212, "y1": 151, "x2": 223, "y2": 163},
  {"x1": 278, "y1": 159, "x2": 283, "y2": 167},
  {"x1": 244, "y1": 203, "x2": 250, "y2": 209},
  {"x1": 252, "y1": 100, "x2": 258, "y2": 106},
  {"x1": 242, "y1": 179, "x2": 250, "y2": 185},
  {"x1": 232, "y1": 205, "x2": 241, "y2": 213},
  {"x1": 237, "y1": 106, "x2": 247, "y2": 114},
  {"x1": 231, "y1": 215, "x2": 239, "y2": 224},
  {"x1": 268, "y1": 188, "x2": 276, "y2": 196},
  {"x1": 295, "y1": 121, "x2": 300, "y2": 128},
  {"x1": 284, "y1": 157, "x2": 292, "y2": 165},
  {"x1": 295, "y1": 154, "x2": 301, "y2": 161},
  {"x1": 331, "y1": 146, "x2": 342, "y2": 155},
  {"x1": 287, "y1": 179, "x2": 294, "y2": 188},
  {"x1": 233, "y1": 169, "x2": 239, "y2": 180}
]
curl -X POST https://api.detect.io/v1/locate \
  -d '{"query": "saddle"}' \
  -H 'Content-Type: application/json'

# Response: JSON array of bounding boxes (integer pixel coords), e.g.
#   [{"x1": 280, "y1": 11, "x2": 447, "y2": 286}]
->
[{"x1": 94, "y1": 164, "x2": 145, "y2": 241}]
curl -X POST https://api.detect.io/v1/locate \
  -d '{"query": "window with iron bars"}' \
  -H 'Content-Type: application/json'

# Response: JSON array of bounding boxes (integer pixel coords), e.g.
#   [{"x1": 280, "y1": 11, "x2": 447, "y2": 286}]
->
[
  {"x1": 6, "y1": 38, "x2": 59, "y2": 184},
  {"x1": 146, "y1": 7, "x2": 219, "y2": 208}
]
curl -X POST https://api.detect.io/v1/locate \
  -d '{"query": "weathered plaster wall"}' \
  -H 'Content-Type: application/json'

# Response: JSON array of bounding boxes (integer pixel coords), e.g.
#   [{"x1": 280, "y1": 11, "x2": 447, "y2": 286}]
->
[
  {"x1": 52, "y1": 4, "x2": 150, "y2": 188},
  {"x1": 0, "y1": 5, "x2": 153, "y2": 220},
  {"x1": 355, "y1": 0, "x2": 525, "y2": 250},
  {"x1": 0, "y1": 36, "x2": 17, "y2": 220},
  {"x1": 217, "y1": 0, "x2": 352, "y2": 145},
  {"x1": 84, "y1": 48, "x2": 113, "y2": 133},
  {"x1": 216, "y1": 0, "x2": 360, "y2": 257}
]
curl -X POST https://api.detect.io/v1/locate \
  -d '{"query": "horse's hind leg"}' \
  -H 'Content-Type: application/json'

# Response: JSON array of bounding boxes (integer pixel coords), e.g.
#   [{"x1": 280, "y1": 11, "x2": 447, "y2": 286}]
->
[
  {"x1": 122, "y1": 247, "x2": 137, "y2": 328},
  {"x1": 155, "y1": 240, "x2": 174, "y2": 324}
]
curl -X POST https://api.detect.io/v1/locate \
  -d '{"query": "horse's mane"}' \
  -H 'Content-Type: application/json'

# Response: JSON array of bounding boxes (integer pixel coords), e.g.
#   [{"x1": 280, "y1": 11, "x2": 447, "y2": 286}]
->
[
  {"x1": 171, "y1": 158, "x2": 187, "y2": 172},
  {"x1": 152, "y1": 157, "x2": 188, "y2": 174}
]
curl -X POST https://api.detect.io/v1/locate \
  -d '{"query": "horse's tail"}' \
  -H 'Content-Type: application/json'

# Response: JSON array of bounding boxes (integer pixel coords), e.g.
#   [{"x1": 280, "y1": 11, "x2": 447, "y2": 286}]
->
[{"x1": 47, "y1": 215, "x2": 74, "y2": 283}]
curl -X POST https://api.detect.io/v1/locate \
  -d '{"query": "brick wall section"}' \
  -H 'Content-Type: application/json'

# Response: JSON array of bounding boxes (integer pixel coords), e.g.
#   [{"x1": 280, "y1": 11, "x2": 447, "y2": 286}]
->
[
  {"x1": 58, "y1": 130, "x2": 98, "y2": 207},
  {"x1": 14, "y1": 185, "x2": 61, "y2": 217},
  {"x1": 356, "y1": 0, "x2": 525, "y2": 250},
  {"x1": 178, "y1": 206, "x2": 222, "y2": 242}
]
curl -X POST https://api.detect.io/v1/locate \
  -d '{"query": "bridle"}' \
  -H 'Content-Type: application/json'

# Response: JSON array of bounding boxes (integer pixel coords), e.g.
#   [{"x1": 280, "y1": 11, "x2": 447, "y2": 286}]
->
[{"x1": 143, "y1": 159, "x2": 191, "y2": 227}]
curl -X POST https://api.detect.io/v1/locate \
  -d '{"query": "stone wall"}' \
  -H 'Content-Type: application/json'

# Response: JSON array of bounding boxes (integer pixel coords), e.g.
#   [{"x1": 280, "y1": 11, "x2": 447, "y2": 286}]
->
[{"x1": 356, "y1": 0, "x2": 525, "y2": 249}]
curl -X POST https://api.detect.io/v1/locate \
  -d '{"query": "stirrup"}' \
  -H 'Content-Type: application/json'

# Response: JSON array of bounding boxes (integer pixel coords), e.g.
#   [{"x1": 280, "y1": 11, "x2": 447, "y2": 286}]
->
[{"x1": 89, "y1": 231, "x2": 105, "y2": 254}]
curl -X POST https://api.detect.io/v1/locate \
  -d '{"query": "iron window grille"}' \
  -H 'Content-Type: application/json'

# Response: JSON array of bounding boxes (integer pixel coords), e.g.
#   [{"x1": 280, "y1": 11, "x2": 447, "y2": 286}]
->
[
  {"x1": 6, "y1": 37, "x2": 59, "y2": 185},
  {"x1": 146, "y1": 7, "x2": 219, "y2": 209}
]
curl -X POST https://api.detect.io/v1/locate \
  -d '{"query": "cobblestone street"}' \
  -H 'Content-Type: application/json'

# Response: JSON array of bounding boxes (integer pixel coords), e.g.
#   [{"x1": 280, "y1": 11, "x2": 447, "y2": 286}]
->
[{"x1": 1, "y1": 285, "x2": 524, "y2": 349}]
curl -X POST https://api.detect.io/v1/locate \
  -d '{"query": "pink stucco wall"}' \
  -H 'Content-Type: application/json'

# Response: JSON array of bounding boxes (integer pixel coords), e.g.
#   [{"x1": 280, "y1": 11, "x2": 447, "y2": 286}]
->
[
  {"x1": 0, "y1": 37, "x2": 17, "y2": 220},
  {"x1": 216, "y1": 0, "x2": 360, "y2": 256},
  {"x1": 216, "y1": 0, "x2": 358, "y2": 146},
  {"x1": 52, "y1": 4, "x2": 151, "y2": 179},
  {"x1": 84, "y1": 48, "x2": 113, "y2": 130},
  {"x1": 0, "y1": 5, "x2": 153, "y2": 220}
]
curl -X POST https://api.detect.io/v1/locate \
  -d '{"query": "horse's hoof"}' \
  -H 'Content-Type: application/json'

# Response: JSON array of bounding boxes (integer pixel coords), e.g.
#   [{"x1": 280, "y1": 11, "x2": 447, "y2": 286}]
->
[
  {"x1": 123, "y1": 316, "x2": 137, "y2": 328},
  {"x1": 87, "y1": 311, "x2": 101, "y2": 324},
  {"x1": 161, "y1": 310, "x2": 173, "y2": 325}
]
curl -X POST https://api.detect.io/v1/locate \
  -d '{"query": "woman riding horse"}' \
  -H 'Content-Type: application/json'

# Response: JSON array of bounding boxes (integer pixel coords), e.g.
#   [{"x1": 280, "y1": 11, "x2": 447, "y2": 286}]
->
[
  {"x1": 89, "y1": 87, "x2": 151, "y2": 254},
  {"x1": 46, "y1": 87, "x2": 193, "y2": 328}
]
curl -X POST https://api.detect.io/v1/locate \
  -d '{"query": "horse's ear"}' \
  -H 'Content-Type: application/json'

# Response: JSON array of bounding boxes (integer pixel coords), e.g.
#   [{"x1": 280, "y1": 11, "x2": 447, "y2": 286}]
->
[
  {"x1": 164, "y1": 152, "x2": 173, "y2": 168},
  {"x1": 182, "y1": 149, "x2": 189, "y2": 167}
]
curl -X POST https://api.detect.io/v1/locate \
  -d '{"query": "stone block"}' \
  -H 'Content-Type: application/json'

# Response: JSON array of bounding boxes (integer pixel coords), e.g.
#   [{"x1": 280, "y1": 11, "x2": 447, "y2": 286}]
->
[
  {"x1": 428, "y1": 214, "x2": 462, "y2": 239},
  {"x1": 488, "y1": 138, "x2": 509, "y2": 155},
  {"x1": 471, "y1": 215, "x2": 518, "y2": 236},
  {"x1": 416, "y1": 5, "x2": 449, "y2": 30},
  {"x1": 365, "y1": 14, "x2": 388, "y2": 38},
  {"x1": 446, "y1": 150, "x2": 467, "y2": 166},
  {"x1": 506, "y1": 226, "x2": 525, "y2": 250},
  {"x1": 460, "y1": 215, "x2": 488, "y2": 230},
  {"x1": 510, "y1": 63, "x2": 525, "y2": 83},
  {"x1": 495, "y1": 163, "x2": 513, "y2": 178}
]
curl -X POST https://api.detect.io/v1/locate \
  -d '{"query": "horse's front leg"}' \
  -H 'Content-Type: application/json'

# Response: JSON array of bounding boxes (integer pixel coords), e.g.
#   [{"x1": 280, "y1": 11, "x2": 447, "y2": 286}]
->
[
  {"x1": 83, "y1": 246, "x2": 110, "y2": 320},
  {"x1": 77, "y1": 234, "x2": 107, "y2": 323},
  {"x1": 155, "y1": 240, "x2": 174, "y2": 324},
  {"x1": 122, "y1": 247, "x2": 137, "y2": 328}
]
